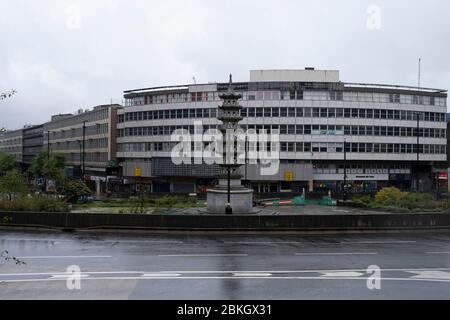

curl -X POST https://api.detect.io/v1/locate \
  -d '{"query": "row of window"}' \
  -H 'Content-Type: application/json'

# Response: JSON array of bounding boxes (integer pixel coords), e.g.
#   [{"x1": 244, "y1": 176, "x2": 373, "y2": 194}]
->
[
  {"x1": 119, "y1": 109, "x2": 218, "y2": 122},
  {"x1": 45, "y1": 109, "x2": 110, "y2": 131},
  {"x1": 241, "y1": 108, "x2": 446, "y2": 122},
  {"x1": 119, "y1": 108, "x2": 447, "y2": 123},
  {"x1": 0, "y1": 146, "x2": 22, "y2": 153},
  {"x1": 48, "y1": 138, "x2": 109, "y2": 151},
  {"x1": 45, "y1": 124, "x2": 109, "y2": 140},
  {"x1": 117, "y1": 125, "x2": 446, "y2": 139},
  {"x1": 0, "y1": 138, "x2": 22, "y2": 147},
  {"x1": 64, "y1": 152, "x2": 109, "y2": 163},
  {"x1": 127, "y1": 90, "x2": 446, "y2": 107},
  {"x1": 280, "y1": 142, "x2": 447, "y2": 155},
  {"x1": 117, "y1": 141, "x2": 446, "y2": 155}
]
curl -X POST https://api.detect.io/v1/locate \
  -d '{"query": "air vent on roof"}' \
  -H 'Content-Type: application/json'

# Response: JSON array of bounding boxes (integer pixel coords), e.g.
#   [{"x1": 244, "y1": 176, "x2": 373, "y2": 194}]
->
[{"x1": 305, "y1": 67, "x2": 315, "y2": 70}]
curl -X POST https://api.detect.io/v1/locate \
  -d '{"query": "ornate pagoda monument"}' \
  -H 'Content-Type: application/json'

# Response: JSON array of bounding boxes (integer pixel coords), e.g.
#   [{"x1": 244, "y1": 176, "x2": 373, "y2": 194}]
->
[{"x1": 207, "y1": 75, "x2": 254, "y2": 214}]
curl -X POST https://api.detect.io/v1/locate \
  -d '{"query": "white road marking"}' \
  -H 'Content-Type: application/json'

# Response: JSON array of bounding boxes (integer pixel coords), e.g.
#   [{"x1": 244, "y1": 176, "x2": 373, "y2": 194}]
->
[
  {"x1": 16, "y1": 256, "x2": 112, "y2": 259},
  {"x1": 50, "y1": 274, "x2": 90, "y2": 279},
  {"x1": 407, "y1": 271, "x2": 450, "y2": 280},
  {"x1": 2, "y1": 277, "x2": 450, "y2": 284},
  {"x1": 4, "y1": 267, "x2": 450, "y2": 278},
  {"x1": 321, "y1": 271, "x2": 365, "y2": 277},
  {"x1": 112, "y1": 240, "x2": 184, "y2": 244},
  {"x1": 340, "y1": 241, "x2": 416, "y2": 244},
  {"x1": 295, "y1": 252, "x2": 378, "y2": 256},
  {"x1": 223, "y1": 242, "x2": 303, "y2": 245},
  {"x1": 0, "y1": 238, "x2": 73, "y2": 242},
  {"x1": 157, "y1": 254, "x2": 248, "y2": 257},
  {"x1": 233, "y1": 273, "x2": 272, "y2": 277},
  {"x1": 1, "y1": 238, "x2": 183, "y2": 244},
  {"x1": 142, "y1": 273, "x2": 181, "y2": 277}
]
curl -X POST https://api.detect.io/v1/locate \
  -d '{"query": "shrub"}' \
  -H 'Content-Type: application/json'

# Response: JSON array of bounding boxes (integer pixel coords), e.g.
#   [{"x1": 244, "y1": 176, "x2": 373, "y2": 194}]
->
[
  {"x1": 352, "y1": 195, "x2": 374, "y2": 208},
  {"x1": 398, "y1": 193, "x2": 436, "y2": 210},
  {"x1": 0, "y1": 196, "x2": 69, "y2": 213},
  {"x1": 374, "y1": 187, "x2": 406, "y2": 206},
  {"x1": 60, "y1": 179, "x2": 91, "y2": 203}
]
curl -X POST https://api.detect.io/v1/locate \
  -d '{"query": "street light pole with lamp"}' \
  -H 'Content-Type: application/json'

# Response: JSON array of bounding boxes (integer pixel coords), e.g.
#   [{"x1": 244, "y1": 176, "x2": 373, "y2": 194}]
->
[{"x1": 413, "y1": 112, "x2": 421, "y2": 193}]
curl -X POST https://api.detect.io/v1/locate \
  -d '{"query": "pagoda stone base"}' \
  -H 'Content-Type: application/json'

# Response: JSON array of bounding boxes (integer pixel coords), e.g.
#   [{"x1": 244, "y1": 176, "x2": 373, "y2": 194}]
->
[{"x1": 207, "y1": 187, "x2": 255, "y2": 214}]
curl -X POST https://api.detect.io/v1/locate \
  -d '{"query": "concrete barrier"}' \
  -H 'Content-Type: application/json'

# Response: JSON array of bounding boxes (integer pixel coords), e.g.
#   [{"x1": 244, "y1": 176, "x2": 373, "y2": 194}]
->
[{"x1": 1, "y1": 211, "x2": 450, "y2": 232}]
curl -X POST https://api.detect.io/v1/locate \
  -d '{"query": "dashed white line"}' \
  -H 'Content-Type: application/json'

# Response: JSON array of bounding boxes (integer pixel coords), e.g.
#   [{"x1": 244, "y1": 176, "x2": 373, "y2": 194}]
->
[
  {"x1": 142, "y1": 273, "x2": 181, "y2": 277},
  {"x1": 233, "y1": 273, "x2": 272, "y2": 277},
  {"x1": 426, "y1": 252, "x2": 450, "y2": 255},
  {"x1": 223, "y1": 242, "x2": 303, "y2": 245},
  {"x1": 158, "y1": 254, "x2": 248, "y2": 257},
  {"x1": 340, "y1": 241, "x2": 416, "y2": 244},
  {"x1": 16, "y1": 256, "x2": 112, "y2": 259},
  {"x1": 295, "y1": 252, "x2": 378, "y2": 256}
]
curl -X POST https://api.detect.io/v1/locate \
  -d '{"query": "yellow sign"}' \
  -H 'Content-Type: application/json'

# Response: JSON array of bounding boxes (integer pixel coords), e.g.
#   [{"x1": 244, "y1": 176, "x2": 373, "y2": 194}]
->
[
  {"x1": 135, "y1": 167, "x2": 142, "y2": 177},
  {"x1": 284, "y1": 171, "x2": 294, "y2": 182}
]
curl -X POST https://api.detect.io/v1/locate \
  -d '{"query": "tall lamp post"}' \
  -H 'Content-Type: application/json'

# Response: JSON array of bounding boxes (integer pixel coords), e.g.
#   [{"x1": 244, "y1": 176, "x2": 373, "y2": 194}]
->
[
  {"x1": 226, "y1": 167, "x2": 232, "y2": 215},
  {"x1": 343, "y1": 140, "x2": 348, "y2": 201},
  {"x1": 413, "y1": 112, "x2": 421, "y2": 193},
  {"x1": 82, "y1": 121, "x2": 87, "y2": 177},
  {"x1": 45, "y1": 130, "x2": 51, "y2": 193}
]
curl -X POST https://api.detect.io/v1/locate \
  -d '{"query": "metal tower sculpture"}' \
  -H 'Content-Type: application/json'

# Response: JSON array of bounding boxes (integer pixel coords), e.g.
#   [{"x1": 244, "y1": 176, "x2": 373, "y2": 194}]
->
[{"x1": 207, "y1": 75, "x2": 254, "y2": 214}]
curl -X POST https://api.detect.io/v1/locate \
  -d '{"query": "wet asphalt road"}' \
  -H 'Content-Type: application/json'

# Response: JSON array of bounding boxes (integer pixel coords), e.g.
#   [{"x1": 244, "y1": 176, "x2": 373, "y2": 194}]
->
[{"x1": 1, "y1": 229, "x2": 450, "y2": 300}]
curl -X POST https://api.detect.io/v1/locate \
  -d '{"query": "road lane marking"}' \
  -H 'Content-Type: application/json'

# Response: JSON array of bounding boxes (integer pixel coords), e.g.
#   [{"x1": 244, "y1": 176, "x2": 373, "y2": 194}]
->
[
  {"x1": 16, "y1": 256, "x2": 112, "y2": 259},
  {"x1": 223, "y1": 242, "x2": 303, "y2": 245},
  {"x1": 1, "y1": 238, "x2": 183, "y2": 244},
  {"x1": 50, "y1": 274, "x2": 90, "y2": 279},
  {"x1": 111, "y1": 240, "x2": 184, "y2": 244},
  {"x1": 142, "y1": 273, "x2": 181, "y2": 277},
  {"x1": 407, "y1": 271, "x2": 450, "y2": 280},
  {"x1": 340, "y1": 241, "x2": 416, "y2": 244},
  {"x1": 295, "y1": 252, "x2": 378, "y2": 256},
  {"x1": 4, "y1": 267, "x2": 450, "y2": 278},
  {"x1": 2, "y1": 277, "x2": 450, "y2": 284},
  {"x1": 0, "y1": 238, "x2": 73, "y2": 242},
  {"x1": 321, "y1": 271, "x2": 365, "y2": 277},
  {"x1": 157, "y1": 254, "x2": 248, "y2": 257},
  {"x1": 233, "y1": 273, "x2": 272, "y2": 277}
]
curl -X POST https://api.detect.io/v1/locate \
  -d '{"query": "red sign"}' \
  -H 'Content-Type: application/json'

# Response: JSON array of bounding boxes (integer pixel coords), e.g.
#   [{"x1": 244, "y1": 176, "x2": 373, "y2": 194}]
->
[{"x1": 438, "y1": 172, "x2": 448, "y2": 180}]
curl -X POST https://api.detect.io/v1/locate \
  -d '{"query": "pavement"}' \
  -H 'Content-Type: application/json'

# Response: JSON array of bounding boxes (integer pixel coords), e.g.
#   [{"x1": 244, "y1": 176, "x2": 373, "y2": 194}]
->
[
  {"x1": 1, "y1": 229, "x2": 450, "y2": 299},
  {"x1": 179, "y1": 205, "x2": 396, "y2": 215}
]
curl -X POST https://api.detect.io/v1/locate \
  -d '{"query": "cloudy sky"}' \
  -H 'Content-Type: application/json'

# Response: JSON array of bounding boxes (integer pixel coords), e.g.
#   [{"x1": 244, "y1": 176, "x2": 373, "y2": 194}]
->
[{"x1": 1, "y1": 0, "x2": 449, "y2": 129}]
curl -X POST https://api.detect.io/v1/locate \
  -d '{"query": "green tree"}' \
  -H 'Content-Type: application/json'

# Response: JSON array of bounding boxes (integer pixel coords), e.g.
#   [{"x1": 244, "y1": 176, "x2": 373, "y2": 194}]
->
[
  {"x1": 0, "y1": 152, "x2": 16, "y2": 174},
  {"x1": 0, "y1": 170, "x2": 28, "y2": 201},
  {"x1": 30, "y1": 151, "x2": 66, "y2": 180},
  {"x1": 60, "y1": 178, "x2": 91, "y2": 203}
]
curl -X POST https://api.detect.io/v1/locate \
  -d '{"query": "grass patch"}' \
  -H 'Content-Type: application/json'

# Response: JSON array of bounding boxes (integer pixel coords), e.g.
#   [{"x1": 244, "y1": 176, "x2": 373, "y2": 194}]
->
[{"x1": 72, "y1": 195, "x2": 206, "y2": 214}]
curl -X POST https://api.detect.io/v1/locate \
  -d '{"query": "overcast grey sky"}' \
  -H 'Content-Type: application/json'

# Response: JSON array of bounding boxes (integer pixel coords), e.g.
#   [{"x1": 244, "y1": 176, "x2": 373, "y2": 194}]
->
[{"x1": 1, "y1": 0, "x2": 449, "y2": 129}]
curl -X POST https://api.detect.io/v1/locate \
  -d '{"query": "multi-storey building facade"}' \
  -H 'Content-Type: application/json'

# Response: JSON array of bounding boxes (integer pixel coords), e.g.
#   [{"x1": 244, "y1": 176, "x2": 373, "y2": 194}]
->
[
  {"x1": 43, "y1": 104, "x2": 121, "y2": 195},
  {"x1": 22, "y1": 125, "x2": 44, "y2": 166},
  {"x1": 0, "y1": 129, "x2": 24, "y2": 164},
  {"x1": 117, "y1": 69, "x2": 448, "y2": 195},
  {"x1": 0, "y1": 125, "x2": 44, "y2": 171}
]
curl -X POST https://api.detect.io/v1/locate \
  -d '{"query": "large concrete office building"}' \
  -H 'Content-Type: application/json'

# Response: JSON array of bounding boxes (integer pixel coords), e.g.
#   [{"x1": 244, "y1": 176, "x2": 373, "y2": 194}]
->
[
  {"x1": 43, "y1": 104, "x2": 121, "y2": 194},
  {"x1": 0, "y1": 124, "x2": 44, "y2": 169},
  {"x1": 116, "y1": 69, "x2": 447, "y2": 194},
  {"x1": 0, "y1": 129, "x2": 24, "y2": 163},
  {"x1": 22, "y1": 125, "x2": 44, "y2": 166}
]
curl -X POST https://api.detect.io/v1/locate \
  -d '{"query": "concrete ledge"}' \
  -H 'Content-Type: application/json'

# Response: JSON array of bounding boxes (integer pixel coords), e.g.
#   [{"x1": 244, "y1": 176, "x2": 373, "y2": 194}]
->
[{"x1": 1, "y1": 211, "x2": 450, "y2": 232}]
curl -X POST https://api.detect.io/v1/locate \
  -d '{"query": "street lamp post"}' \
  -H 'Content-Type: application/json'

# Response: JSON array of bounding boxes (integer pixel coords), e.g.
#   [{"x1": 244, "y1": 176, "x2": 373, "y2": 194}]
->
[
  {"x1": 226, "y1": 167, "x2": 232, "y2": 215},
  {"x1": 414, "y1": 112, "x2": 421, "y2": 193},
  {"x1": 82, "y1": 121, "x2": 86, "y2": 177},
  {"x1": 343, "y1": 140, "x2": 348, "y2": 202}
]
